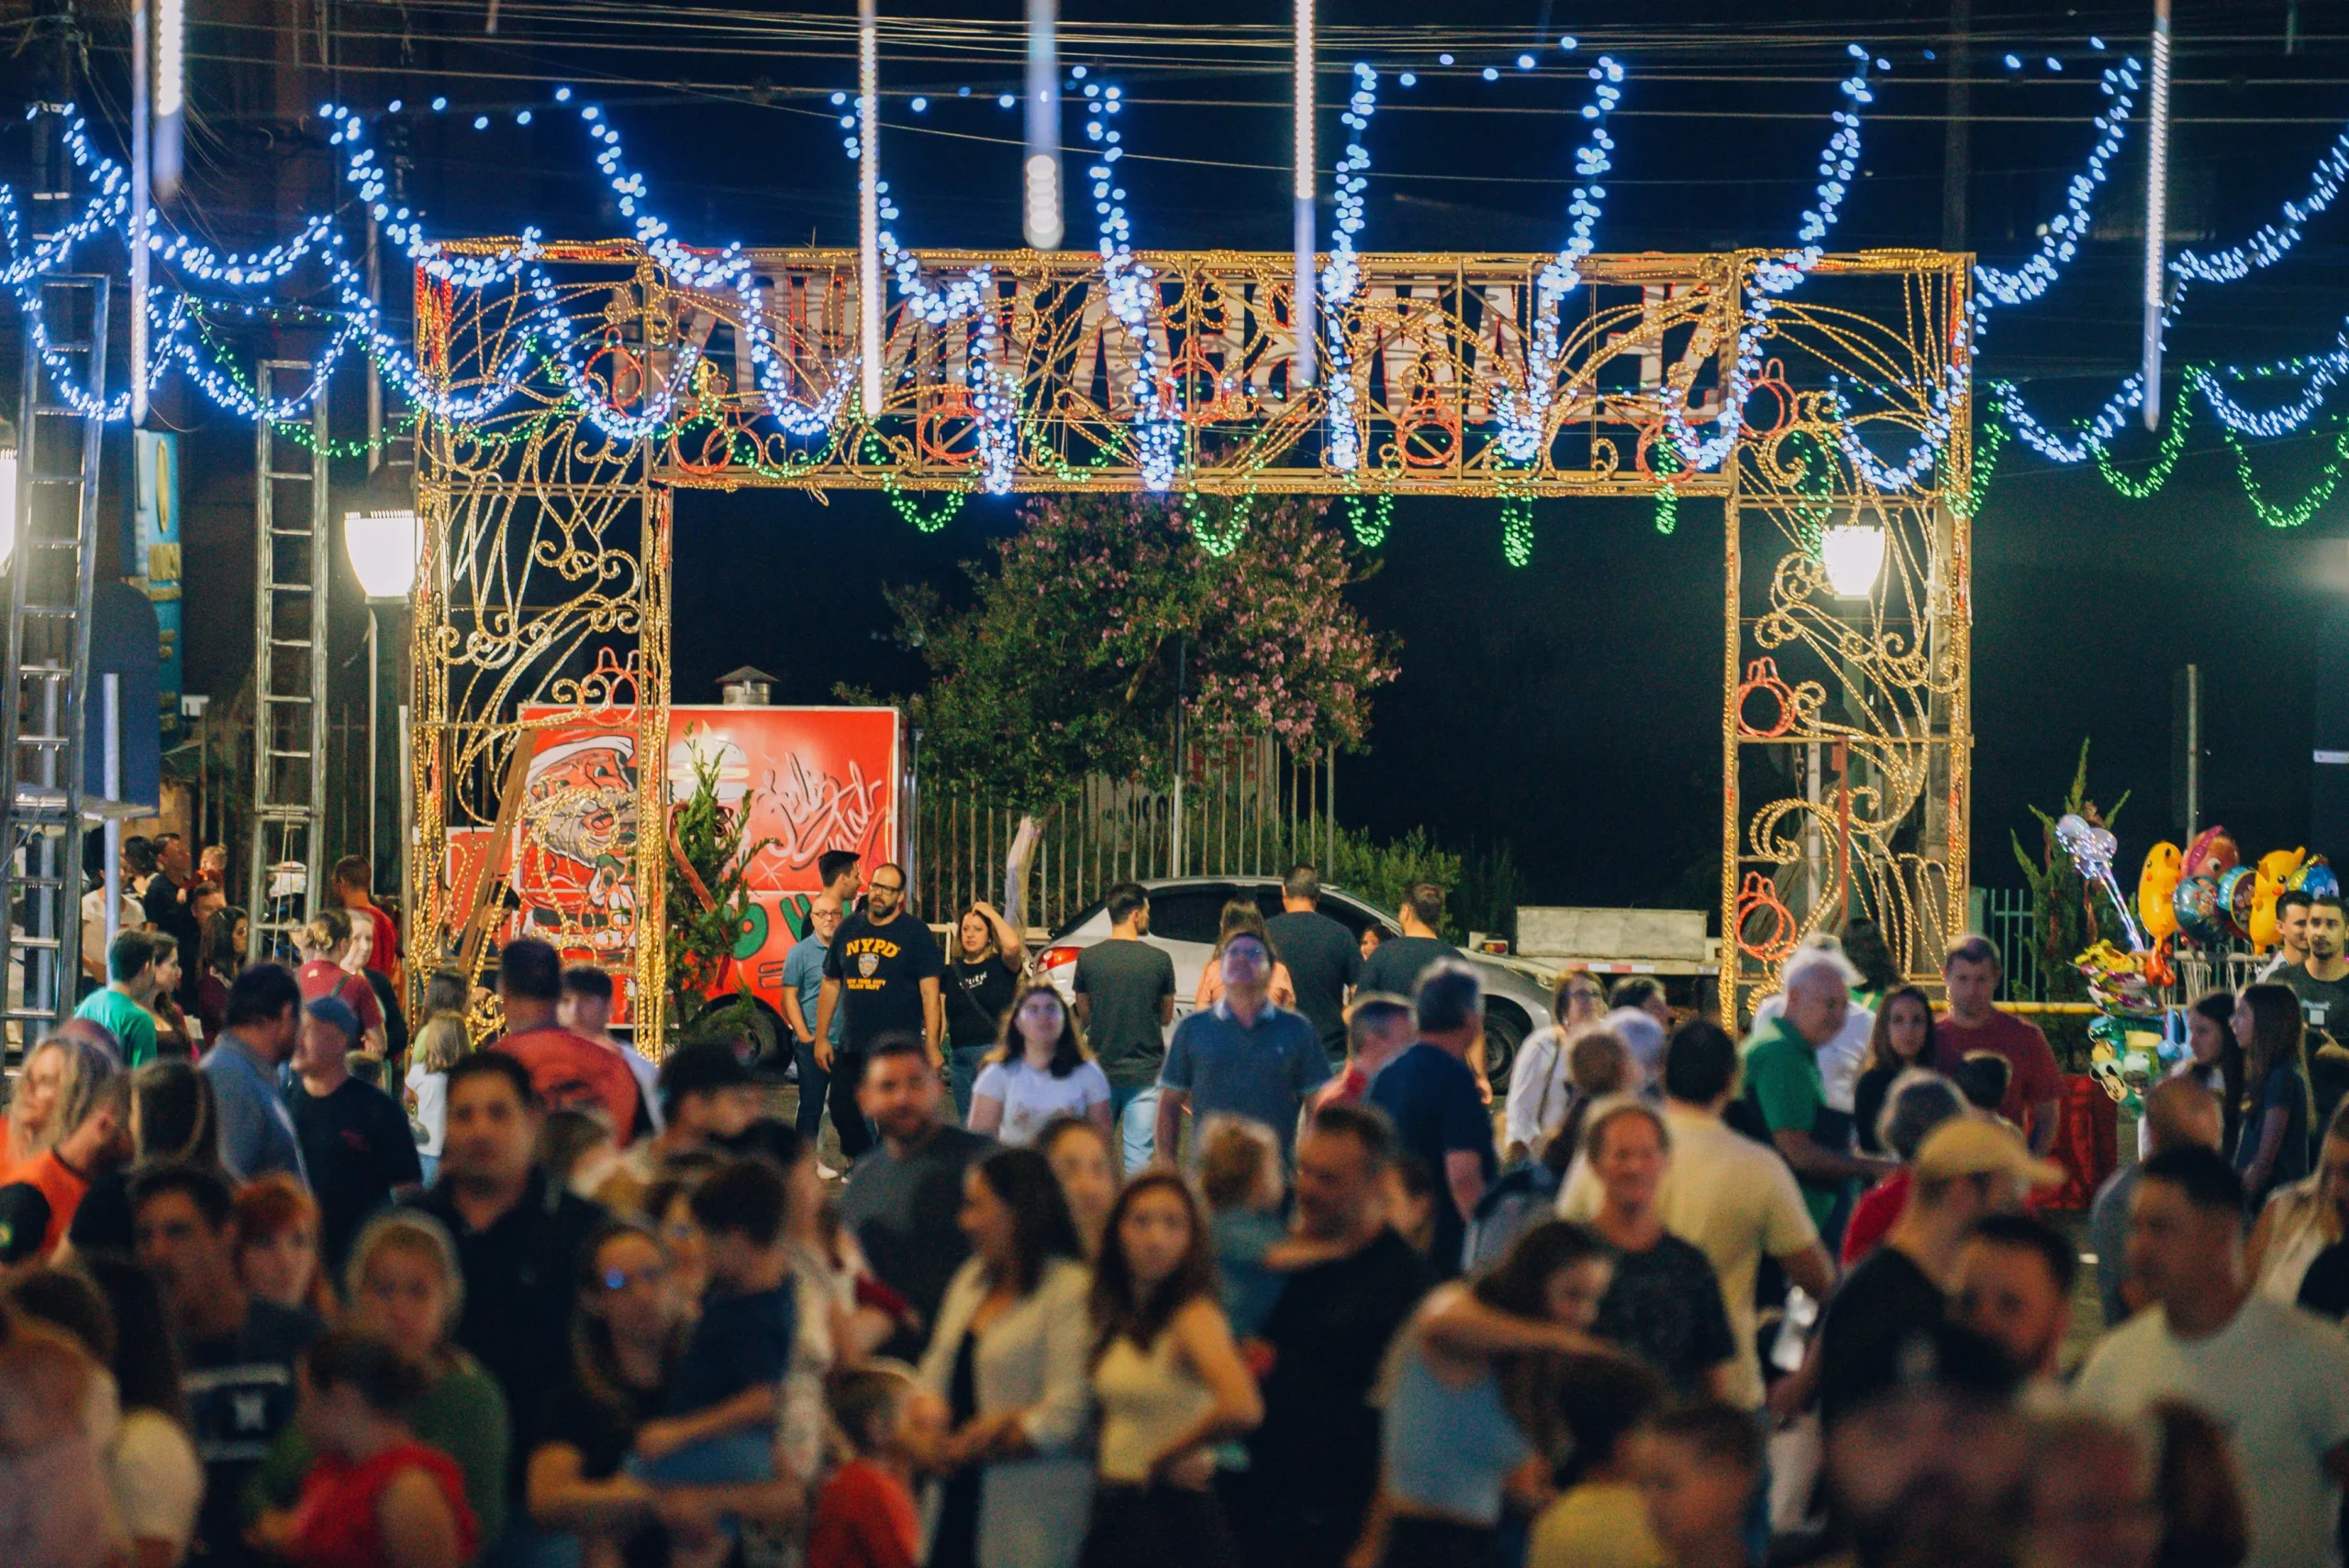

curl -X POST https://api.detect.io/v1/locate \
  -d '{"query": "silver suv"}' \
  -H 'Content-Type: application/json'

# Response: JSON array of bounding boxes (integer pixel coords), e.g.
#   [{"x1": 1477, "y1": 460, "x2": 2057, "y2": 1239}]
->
[{"x1": 1034, "y1": 876, "x2": 1559, "y2": 1090}]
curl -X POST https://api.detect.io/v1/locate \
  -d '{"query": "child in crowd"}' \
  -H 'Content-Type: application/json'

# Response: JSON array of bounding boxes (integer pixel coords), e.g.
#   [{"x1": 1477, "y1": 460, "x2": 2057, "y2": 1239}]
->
[
  {"x1": 807, "y1": 1362, "x2": 937, "y2": 1568},
  {"x1": 0, "y1": 1317, "x2": 127, "y2": 1568},
  {"x1": 251, "y1": 1329, "x2": 476, "y2": 1568},
  {"x1": 1526, "y1": 1353, "x2": 1668, "y2": 1568},
  {"x1": 1199, "y1": 1116, "x2": 1288, "y2": 1339},
  {"x1": 404, "y1": 971, "x2": 469, "y2": 1186},
  {"x1": 628, "y1": 1155, "x2": 798, "y2": 1568},
  {"x1": 1954, "y1": 1051, "x2": 2015, "y2": 1118},
  {"x1": 1631, "y1": 1400, "x2": 1766, "y2": 1568}
]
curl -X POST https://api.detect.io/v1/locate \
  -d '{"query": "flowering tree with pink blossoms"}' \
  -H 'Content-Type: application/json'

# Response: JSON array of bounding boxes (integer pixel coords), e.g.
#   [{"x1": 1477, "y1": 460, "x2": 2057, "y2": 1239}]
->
[{"x1": 878, "y1": 495, "x2": 1397, "y2": 812}]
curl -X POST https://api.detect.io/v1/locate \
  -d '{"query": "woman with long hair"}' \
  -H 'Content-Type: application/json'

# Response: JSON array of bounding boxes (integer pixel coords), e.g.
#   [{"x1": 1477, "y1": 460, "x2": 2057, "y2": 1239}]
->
[
  {"x1": 245, "y1": 1211, "x2": 510, "y2": 1552},
  {"x1": 1503, "y1": 969, "x2": 1609, "y2": 1164},
  {"x1": 232, "y1": 1173, "x2": 334, "y2": 1318},
  {"x1": 2233, "y1": 983, "x2": 2315, "y2": 1210},
  {"x1": 526, "y1": 1221, "x2": 690, "y2": 1565},
  {"x1": 1080, "y1": 1173, "x2": 1260, "y2": 1568},
  {"x1": 2172, "y1": 991, "x2": 2246, "y2": 1162},
  {"x1": 967, "y1": 983, "x2": 1114, "y2": 1148},
  {"x1": 1852, "y1": 985, "x2": 1935, "y2": 1155},
  {"x1": 1364, "y1": 1220, "x2": 1617, "y2": 1567},
  {"x1": 5, "y1": 1033, "x2": 121, "y2": 1176},
  {"x1": 1039, "y1": 1116, "x2": 1120, "y2": 1261},
  {"x1": 2248, "y1": 1097, "x2": 2349, "y2": 1309},
  {"x1": 406, "y1": 971, "x2": 471, "y2": 1187},
  {"x1": 917, "y1": 1147, "x2": 1095, "y2": 1568},
  {"x1": 61, "y1": 1060, "x2": 219, "y2": 1259},
  {"x1": 195, "y1": 906, "x2": 248, "y2": 1045},
  {"x1": 947, "y1": 902, "x2": 1028, "y2": 1125},
  {"x1": 1193, "y1": 900, "x2": 1297, "y2": 1011}
]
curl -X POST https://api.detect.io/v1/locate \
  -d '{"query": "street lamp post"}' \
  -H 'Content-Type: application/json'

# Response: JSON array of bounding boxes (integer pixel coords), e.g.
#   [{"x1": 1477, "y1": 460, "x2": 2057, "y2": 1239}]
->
[{"x1": 343, "y1": 469, "x2": 417, "y2": 898}]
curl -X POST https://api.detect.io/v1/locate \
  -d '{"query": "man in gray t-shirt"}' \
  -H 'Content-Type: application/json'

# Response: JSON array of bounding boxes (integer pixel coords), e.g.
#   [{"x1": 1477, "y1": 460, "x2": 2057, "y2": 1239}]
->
[{"x1": 1073, "y1": 882, "x2": 1176, "y2": 1169}]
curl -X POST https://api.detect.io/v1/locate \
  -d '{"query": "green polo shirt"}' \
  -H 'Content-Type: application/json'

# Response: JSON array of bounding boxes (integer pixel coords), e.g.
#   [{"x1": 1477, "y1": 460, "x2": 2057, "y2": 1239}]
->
[
  {"x1": 1742, "y1": 1015, "x2": 1842, "y2": 1229},
  {"x1": 73, "y1": 986, "x2": 159, "y2": 1067}
]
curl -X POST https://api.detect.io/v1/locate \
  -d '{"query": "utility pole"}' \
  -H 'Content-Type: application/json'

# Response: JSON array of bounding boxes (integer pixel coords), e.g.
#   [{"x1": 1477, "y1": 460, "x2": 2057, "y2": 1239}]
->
[{"x1": 1941, "y1": 0, "x2": 1970, "y2": 251}]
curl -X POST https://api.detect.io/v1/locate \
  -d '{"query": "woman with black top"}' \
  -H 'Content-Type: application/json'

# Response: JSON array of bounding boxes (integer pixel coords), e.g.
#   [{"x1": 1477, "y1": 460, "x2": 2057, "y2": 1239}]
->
[
  {"x1": 947, "y1": 902, "x2": 1028, "y2": 1125},
  {"x1": 2168, "y1": 990, "x2": 2246, "y2": 1162},
  {"x1": 1851, "y1": 985, "x2": 1934, "y2": 1155},
  {"x1": 2234, "y1": 982, "x2": 2317, "y2": 1214},
  {"x1": 526, "y1": 1219, "x2": 802, "y2": 1568},
  {"x1": 916, "y1": 1147, "x2": 1095, "y2": 1568}
]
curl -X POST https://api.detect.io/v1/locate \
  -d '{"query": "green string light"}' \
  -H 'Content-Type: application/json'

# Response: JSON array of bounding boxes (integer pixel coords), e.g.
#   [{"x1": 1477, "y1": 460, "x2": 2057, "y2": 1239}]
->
[
  {"x1": 1342, "y1": 490, "x2": 1394, "y2": 547},
  {"x1": 1183, "y1": 490, "x2": 1252, "y2": 557},
  {"x1": 1651, "y1": 439, "x2": 1682, "y2": 535},
  {"x1": 2089, "y1": 389, "x2": 2195, "y2": 501},
  {"x1": 2222, "y1": 417, "x2": 2349, "y2": 528}
]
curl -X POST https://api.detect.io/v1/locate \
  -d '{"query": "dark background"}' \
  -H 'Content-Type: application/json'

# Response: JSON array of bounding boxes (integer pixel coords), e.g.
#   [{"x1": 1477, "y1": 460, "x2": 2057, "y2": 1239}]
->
[{"x1": 7, "y1": 0, "x2": 2347, "y2": 911}]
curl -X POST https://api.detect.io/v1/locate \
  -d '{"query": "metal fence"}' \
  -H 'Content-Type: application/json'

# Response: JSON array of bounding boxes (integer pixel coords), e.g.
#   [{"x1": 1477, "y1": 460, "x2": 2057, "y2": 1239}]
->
[
  {"x1": 916, "y1": 739, "x2": 1336, "y2": 934},
  {"x1": 1976, "y1": 884, "x2": 2268, "y2": 1007},
  {"x1": 1978, "y1": 886, "x2": 2045, "y2": 1001}
]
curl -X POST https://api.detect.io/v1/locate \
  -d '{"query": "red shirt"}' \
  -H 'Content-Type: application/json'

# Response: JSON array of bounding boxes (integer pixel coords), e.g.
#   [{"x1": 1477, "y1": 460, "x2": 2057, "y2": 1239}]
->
[
  {"x1": 288, "y1": 1440, "x2": 477, "y2": 1568},
  {"x1": 299, "y1": 960, "x2": 384, "y2": 1036},
  {"x1": 1932, "y1": 1011, "x2": 2063, "y2": 1140},
  {"x1": 808, "y1": 1459, "x2": 919, "y2": 1568},
  {"x1": 495, "y1": 1024, "x2": 644, "y2": 1142},
  {"x1": 1841, "y1": 1168, "x2": 1910, "y2": 1267}
]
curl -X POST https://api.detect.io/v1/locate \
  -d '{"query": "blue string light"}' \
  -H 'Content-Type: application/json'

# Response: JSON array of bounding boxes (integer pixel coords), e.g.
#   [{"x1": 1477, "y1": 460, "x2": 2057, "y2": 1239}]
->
[
  {"x1": 1494, "y1": 56, "x2": 1620, "y2": 463},
  {"x1": 1083, "y1": 77, "x2": 1181, "y2": 491},
  {"x1": 1322, "y1": 62, "x2": 1379, "y2": 473}
]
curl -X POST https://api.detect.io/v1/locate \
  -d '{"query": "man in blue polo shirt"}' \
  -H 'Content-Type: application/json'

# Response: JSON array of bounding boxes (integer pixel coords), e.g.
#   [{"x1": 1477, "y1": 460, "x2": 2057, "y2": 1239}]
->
[
  {"x1": 1154, "y1": 929, "x2": 1330, "y2": 1162},
  {"x1": 1369, "y1": 959, "x2": 1496, "y2": 1278}
]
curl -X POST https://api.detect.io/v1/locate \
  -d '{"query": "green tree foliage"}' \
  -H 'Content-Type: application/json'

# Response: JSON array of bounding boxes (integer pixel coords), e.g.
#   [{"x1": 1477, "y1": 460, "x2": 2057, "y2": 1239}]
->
[
  {"x1": 666, "y1": 745, "x2": 777, "y2": 1045},
  {"x1": 881, "y1": 494, "x2": 1397, "y2": 813},
  {"x1": 2010, "y1": 740, "x2": 2129, "y2": 1072}
]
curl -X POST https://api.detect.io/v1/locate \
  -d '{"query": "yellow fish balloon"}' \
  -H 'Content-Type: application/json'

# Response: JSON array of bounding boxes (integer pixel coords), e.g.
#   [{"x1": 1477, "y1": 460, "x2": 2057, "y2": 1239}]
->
[
  {"x1": 2253, "y1": 847, "x2": 2309, "y2": 951},
  {"x1": 2138, "y1": 842, "x2": 2182, "y2": 943}
]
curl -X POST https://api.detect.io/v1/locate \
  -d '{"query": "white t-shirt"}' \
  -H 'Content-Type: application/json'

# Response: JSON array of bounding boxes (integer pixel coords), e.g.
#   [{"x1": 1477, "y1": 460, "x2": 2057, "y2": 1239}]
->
[
  {"x1": 1560, "y1": 1103, "x2": 1821, "y2": 1409},
  {"x1": 2075, "y1": 1295, "x2": 2349, "y2": 1568},
  {"x1": 972, "y1": 1057, "x2": 1113, "y2": 1147},
  {"x1": 406, "y1": 1062, "x2": 449, "y2": 1157},
  {"x1": 1750, "y1": 991, "x2": 1873, "y2": 1112},
  {"x1": 108, "y1": 1408, "x2": 202, "y2": 1552}
]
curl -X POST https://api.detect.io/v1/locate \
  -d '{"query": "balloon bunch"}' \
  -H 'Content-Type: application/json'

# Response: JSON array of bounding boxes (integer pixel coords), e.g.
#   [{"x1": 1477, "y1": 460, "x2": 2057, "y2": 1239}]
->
[
  {"x1": 2136, "y1": 829, "x2": 2337, "y2": 951},
  {"x1": 2056, "y1": 813, "x2": 2185, "y2": 1115}
]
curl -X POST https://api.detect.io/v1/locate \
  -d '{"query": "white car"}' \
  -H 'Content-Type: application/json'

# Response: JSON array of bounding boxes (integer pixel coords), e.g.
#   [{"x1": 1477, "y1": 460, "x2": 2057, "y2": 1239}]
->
[{"x1": 1033, "y1": 875, "x2": 1558, "y2": 1090}]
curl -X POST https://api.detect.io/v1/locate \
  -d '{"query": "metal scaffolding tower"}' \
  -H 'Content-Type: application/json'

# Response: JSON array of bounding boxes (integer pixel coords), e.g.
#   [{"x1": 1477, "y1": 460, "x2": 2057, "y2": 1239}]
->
[
  {"x1": 247, "y1": 361, "x2": 329, "y2": 961},
  {"x1": 0, "y1": 274, "x2": 109, "y2": 1046}
]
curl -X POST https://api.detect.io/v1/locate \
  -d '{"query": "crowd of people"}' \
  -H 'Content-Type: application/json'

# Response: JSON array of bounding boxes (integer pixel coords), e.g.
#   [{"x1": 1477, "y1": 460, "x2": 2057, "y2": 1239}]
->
[{"x1": 4, "y1": 853, "x2": 2349, "y2": 1568}]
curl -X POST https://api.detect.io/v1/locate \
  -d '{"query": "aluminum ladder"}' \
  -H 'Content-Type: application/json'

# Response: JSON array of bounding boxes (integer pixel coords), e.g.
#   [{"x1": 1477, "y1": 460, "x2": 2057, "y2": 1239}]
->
[
  {"x1": 246, "y1": 361, "x2": 329, "y2": 962},
  {"x1": 0, "y1": 274, "x2": 109, "y2": 1047}
]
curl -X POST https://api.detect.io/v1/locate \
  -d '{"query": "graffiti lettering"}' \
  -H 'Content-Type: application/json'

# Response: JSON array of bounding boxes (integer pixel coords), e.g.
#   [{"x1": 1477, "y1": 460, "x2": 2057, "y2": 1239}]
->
[{"x1": 754, "y1": 753, "x2": 891, "y2": 875}]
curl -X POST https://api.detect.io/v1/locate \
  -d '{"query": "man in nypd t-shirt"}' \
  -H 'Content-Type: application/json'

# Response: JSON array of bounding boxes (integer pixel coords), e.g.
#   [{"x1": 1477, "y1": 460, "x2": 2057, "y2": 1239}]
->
[{"x1": 818, "y1": 862, "x2": 945, "y2": 1159}]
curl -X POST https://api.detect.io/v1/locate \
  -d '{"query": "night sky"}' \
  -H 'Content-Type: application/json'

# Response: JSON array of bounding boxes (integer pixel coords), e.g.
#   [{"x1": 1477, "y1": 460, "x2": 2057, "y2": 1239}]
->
[{"x1": 13, "y1": 0, "x2": 2349, "y2": 911}]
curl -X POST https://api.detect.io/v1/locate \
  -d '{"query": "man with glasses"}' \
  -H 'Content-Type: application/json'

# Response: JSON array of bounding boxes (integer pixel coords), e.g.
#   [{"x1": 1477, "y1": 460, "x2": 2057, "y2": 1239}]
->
[
  {"x1": 818, "y1": 862, "x2": 945, "y2": 1160},
  {"x1": 782, "y1": 892, "x2": 848, "y2": 1161}
]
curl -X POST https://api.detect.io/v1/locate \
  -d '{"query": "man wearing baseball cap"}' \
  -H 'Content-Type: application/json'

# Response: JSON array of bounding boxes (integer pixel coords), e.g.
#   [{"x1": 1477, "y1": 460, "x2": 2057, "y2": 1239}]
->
[
  {"x1": 286, "y1": 992, "x2": 423, "y2": 1270},
  {"x1": 1814, "y1": 1115, "x2": 2062, "y2": 1428}
]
